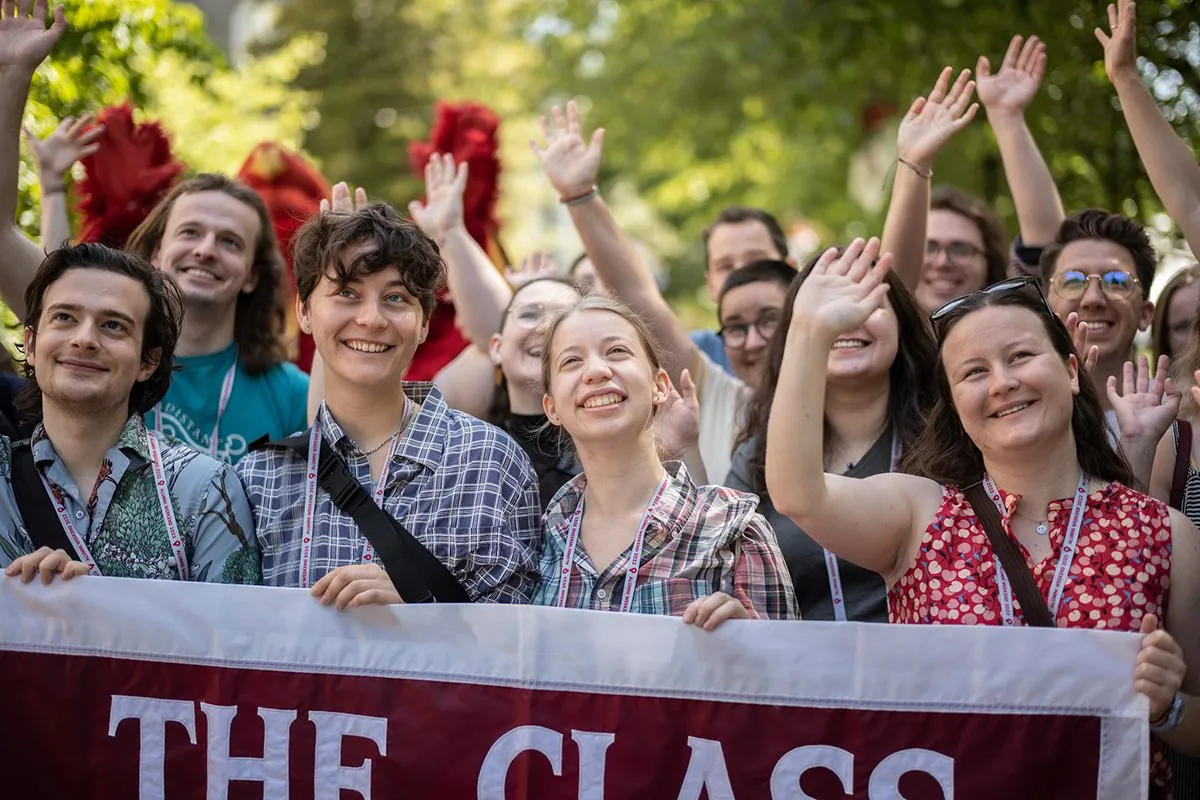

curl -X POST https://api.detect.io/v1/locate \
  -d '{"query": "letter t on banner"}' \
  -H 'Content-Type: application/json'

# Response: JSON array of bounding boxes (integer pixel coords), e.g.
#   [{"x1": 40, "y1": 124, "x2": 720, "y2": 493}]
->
[
  {"x1": 310, "y1": 710, "x2": 389, "y2": 800},
  {"x1": 201, "y1": 703, "x2": 297, "y2": 800},
  {"x1": 108, "y1": 695, "x2": 197, "y2": 800}
]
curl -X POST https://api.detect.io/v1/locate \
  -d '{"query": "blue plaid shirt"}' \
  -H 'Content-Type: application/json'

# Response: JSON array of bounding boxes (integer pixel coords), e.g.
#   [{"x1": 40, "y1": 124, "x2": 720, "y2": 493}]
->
[{"x1": 235, "y1": 383, "x2": 542, "y2": 602}]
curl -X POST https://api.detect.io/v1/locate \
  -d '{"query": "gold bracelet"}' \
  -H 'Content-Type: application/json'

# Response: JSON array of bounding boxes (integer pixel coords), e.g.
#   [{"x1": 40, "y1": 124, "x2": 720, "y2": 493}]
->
[{"x1": 898, "y1": 157, "x2": 932, "y2": 180}]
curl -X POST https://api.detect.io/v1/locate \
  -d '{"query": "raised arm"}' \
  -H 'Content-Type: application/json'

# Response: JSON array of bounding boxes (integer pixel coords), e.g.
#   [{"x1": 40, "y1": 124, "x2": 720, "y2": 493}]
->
[
  {"x1": 408, "y1": 154, "x2": 513, "y2": 350},
  {"x1": 1098, "y1": 0, "x2": 1200, "y2": 253},
  {"x1": 976, "y1": 35, "x2": 1065, "y2": 250},
  {"x1": 25, "y1": 113, "x2": 101, "y2": 251},
  {"x1": 765, "y1": 239, "x2": 942, "y2": 582},
  {"x1": 883, "y1": 67, "x2": 978, "y2": 291},
  {"x1": 531, "y1": 102, "x2": 697, "y2": 387},
  {"x1": 0, "y1": 0, "x2": 68, "y2": 320}
]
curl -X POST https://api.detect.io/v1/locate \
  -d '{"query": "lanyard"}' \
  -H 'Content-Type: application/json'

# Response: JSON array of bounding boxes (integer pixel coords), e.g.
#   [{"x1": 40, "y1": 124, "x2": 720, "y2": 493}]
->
[
  {"x1": 982, "y1": 473, "x2": 1090, "y2": 627},
  {"x1": 825, "y1": 431, "x2": 903, "y2": 621},
  {"x1": 554, "y1": 472, "x2": 670, "y2": 612},
  {"x1": 154, "y1": 359, "x2": 237, "y2": 457},
  {"x1": 298, "y1": 402, "x2": 415, "y2": 589},
  {"x1": 41, "y1": 430, "x2": 188, "y2": 580}
]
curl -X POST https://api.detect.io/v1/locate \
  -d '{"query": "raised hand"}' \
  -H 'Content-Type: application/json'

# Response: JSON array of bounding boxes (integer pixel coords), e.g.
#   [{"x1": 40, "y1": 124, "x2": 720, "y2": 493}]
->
[
  {"x1": 0, "y1": 0, "x2": 66, "y2": 73},
  {"x1": 1095, "y1": 0, "x2": 1138, "y2": 82},
  {"x1": 24, "y1": 113, "x2": 104, "y2": 185},
  {"x1": 320, "y1": 182, "x2": 368, "y2": 214},
  {"x1": 792, "y1": 239, "x2": 893, "y2": 340},
  {"x1": 1065, "y1": 312, "x2": 1101, "y2": 374},
  {"x1": 1108, "y1": 354, "x2": 1180, "y2": 445},
  {"x1": 407, "y1": 153, "x2": 467, "y2": 241},
  {"x1": 653, "y1": 368, "x2": 700, "y2": 461},
  {"x1": 530, "y1": 101, "x2": 604, "y2": 199},
  {"x1": 896, "y1": 67, "x2": 978, "y2": 172},
  {"x1": 504, "y1": 250, "x2": 558, "y2": 289},
  {"x1": 977, "y1": 35, "x2": 1046, "y2": 117}
]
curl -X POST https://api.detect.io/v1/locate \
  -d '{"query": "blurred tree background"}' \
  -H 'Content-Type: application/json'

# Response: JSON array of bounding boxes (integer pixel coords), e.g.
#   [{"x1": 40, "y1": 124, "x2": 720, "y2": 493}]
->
[{"x1": 19, "y1": 0, "x2": 1200, "y2": 320}]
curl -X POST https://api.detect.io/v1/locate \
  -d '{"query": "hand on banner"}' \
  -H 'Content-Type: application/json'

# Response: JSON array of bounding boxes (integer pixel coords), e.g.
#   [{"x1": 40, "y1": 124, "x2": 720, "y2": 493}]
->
[
  {"x1": 791, "y1": 239, "x2": 893, "y2": 341},
  {"x1": 320, "y1": 182, "x2": 369, "y2": 214},
  {"x1": 504, "y1": 250, "x2": 559, "y2": 289},
  {"x1": 682, "y1": 592, "x2": 750, "y2": 631},
  {"x1": 24, "y1": 113, "x2": 104, "y2": 186},
  {"x1": 1108, "y1": 354, "x2": 1180, "y2": 446},
  {"x1": 1065, "y1": 312, "x2": 1101, "y2": 374},
  {"x1": 311, "y1": 563, "x2": 403, "y2": 610},
  {"x1": 531, "y1": 101, "x2": 605, "y2": 201},
  {"x1": 408, "y1": 153, "x2": 468, "y2": 243},
  {"x1": 1135, "y1": 613, "x2": 1185, "y2": 721},
  {"x1": 3, "y1": 546, "x2": 89, "y2": 584},
  {"x1": 976, "y1": 35, "x2": 1046, "y2": 119},
  {"x1": 653, "y1": 368, "x2": 700, "y2": 461},
  {"x1": 896, "y1": 66, "x2": 978, "y2": 173}
]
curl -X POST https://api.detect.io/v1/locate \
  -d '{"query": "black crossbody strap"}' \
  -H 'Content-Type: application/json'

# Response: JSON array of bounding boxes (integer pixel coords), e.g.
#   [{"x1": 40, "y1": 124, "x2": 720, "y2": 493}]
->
[
  {"x1": 11, "y1": 444, "x2": 80, "y2": 557},
  {"x1": 254, "y1": 431, "x2": 470, "y2": 604},
  {"x1": 1171, "y1": 419, "x2": 1192, "y2": 510},
  {"x1": 964, "y1": 483, "x2": 1054, "y2": 628}
]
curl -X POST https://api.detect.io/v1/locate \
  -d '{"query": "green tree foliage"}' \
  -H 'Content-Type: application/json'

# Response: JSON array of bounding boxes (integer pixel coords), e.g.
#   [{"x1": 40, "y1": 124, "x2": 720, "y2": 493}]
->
[{"x1": 518, "y1": 0, "x2": 1199, "y2": 284}]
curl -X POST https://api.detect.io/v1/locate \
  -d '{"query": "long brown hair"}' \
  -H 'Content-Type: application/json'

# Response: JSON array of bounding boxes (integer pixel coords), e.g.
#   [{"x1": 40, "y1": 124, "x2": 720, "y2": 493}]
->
[
  {"x1": 735, "y1": 252, "x2": 938, "y2": 495},
  {"x1": 1152, "y1": 262, "x2": 1200, "y2": 362},
  {"x1": 931, "y1": 186, "x2": 1008, "y2": 287},
  {"x1": 907, "y1": 283, "x2": 1135, "y2": 487},
  {"x1": 126, "y1": 173, "x2": 289, "y2": 375}
]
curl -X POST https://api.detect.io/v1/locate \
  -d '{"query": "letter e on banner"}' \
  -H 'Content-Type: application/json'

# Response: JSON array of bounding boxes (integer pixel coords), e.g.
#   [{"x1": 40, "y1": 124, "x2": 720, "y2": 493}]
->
[
  {"x1": 108, "y1": 695, "x2": 197, "y2": 800},
  {"x1": 867, "y1": 749, "x2": 954, "y2": 798},
  {"x1": 200, "y1": 703, "x2": 297, "y2": 800},
  {"x1": 477, "y1": 725, "x2": 564, "y2": 799},
  {"x1": 677, "y1": 736, "x2": 736, "y2": 800},
  {"x1": 310, "y1": 710, "x2": 388, "y2": 800},
  {"x1": 771, "y1": 745, "x2": 855, "y2": 798}
]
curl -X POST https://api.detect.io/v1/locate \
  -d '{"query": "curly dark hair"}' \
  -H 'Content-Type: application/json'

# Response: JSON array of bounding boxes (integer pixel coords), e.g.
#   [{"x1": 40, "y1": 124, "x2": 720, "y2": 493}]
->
[
  {"x1": 931, "y1": 186, "x2": 1008, "y2": 288},
  {"x1": 291, "y1": 202, "x2": 445, "y2": 318},
  {"x1": 906, "y1": 281, "x2": 1135, "y2": 488},
  {"x1": 734, "y1": 251, "x2": 938, "y2": 495},
  {"x1": 17, "y1": 243, "x2": 185, "y2": 423},
  {"x1": 1039, "y1": 208, "x2": 1158, "y2": 293},
  {"x1": 126, "y1": 173, "x2": 289, "y2": 376}
]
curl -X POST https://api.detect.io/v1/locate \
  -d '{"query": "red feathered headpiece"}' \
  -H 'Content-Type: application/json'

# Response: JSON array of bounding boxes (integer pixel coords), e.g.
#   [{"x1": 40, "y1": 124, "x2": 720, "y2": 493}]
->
[
  {"x1": 405, "y1": 102, "x2": 506, "y2": 381},
  {"x1": 76, "y1": 103, "x2": 186, "y2": 248},
  {"x1": 238, "y1": 142, "x2": 330, "y2": 373}
]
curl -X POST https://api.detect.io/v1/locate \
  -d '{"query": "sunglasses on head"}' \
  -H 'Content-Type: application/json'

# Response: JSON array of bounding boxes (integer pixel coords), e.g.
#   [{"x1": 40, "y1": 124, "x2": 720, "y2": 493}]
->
[{"x1": 930, "y1": 277, "x2": 1053, "y2": 339}]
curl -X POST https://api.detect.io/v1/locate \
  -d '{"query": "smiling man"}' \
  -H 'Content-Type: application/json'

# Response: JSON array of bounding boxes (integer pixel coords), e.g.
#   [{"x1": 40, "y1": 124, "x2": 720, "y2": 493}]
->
[
  {"x1": 1040, "y1": 209, "x2": 1157, "y2": 435},
  {"x1": 236, "y1": 203, "x2": 541, "y2": 608},
  {"x1": 0, "y1": 7, "x2": 307, "y2": 464},
  {"x1": 1, "y1": 243, "x2": 260, "y2": 584}
]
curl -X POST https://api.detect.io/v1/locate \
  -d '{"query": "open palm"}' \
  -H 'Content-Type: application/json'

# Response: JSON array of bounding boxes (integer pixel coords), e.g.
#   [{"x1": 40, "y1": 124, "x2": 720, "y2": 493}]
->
[
  {"x1": 977, "y1": 35, "x2": 1045, "y2": 115},
  {"x1": 0, "y1": 1, "x2": 66, "y2": 71},
  {"x1": 531, "y1": 101, "x2": 604, "y2": 199},
  {"x1": 896, "y1": 67, "x2": 978, "y2": 168},
  {"x1": 794, "y1": 239, "x2": 893, "y2": 338},
  {"x1": 1108, "y1": 355, "x2": 1180, "y2": 444},
  {"x1": 408, "y1": 153, "x2": 466, "y2": 239},
  {"x1": 1095, "y1": 0, "x2": 1138, "y2": 81}
]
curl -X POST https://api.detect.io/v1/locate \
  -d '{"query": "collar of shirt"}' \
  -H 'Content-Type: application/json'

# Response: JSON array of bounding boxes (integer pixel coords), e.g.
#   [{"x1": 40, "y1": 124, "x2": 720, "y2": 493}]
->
[
  {"x1": 30, "y1": 414, "x2": 150, "y2": 469},
  {"x1": 316, "y1": 381, "x2": 448, "y2": 471}
]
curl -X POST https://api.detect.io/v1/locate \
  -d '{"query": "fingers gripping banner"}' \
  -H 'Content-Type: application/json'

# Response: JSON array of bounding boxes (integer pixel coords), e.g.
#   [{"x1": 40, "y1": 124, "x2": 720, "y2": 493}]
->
[{"x1": 0, "y1": 579, "x2": 1147, "y2": 799}]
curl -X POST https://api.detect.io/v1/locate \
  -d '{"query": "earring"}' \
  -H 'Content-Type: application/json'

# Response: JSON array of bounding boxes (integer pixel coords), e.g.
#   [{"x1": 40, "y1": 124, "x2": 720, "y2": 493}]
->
[{"x1": 302, "y1": 324, "x2": 311, "y2": 334}]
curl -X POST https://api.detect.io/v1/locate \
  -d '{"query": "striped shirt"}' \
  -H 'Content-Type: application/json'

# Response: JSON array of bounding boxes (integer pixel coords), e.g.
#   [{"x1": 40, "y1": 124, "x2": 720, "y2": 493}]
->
[
  {"x1": 235, "y1": 383, "x2": 542, "y2": 602},
  {"x1": 534, "y1": 462, "x2": 798, "y2": 619}
]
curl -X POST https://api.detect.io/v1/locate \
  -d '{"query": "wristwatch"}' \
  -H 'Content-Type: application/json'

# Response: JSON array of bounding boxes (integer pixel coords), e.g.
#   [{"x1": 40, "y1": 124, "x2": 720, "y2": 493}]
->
[{"x1": 1151, "y1": 692, "x2": 1185, "y2": 733}]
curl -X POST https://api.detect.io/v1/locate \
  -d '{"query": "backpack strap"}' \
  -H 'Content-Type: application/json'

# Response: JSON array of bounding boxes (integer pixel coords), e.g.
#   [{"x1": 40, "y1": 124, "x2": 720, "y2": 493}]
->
[
  {"x1": 253, "y1": 431, "x2": 470, "y2": 603},
  {"x1": 1171, "y1": 419, "x2": 1192, "y2": 511},
  {"x1": 10, "y1": 442, "x2": 79, "y2": 557}
]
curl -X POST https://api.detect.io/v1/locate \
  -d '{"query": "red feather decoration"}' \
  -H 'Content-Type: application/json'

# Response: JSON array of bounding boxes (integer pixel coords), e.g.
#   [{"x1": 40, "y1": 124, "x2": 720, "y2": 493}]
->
[
  {"x1": 238, "y1": 142, "x2": 331, "y2": 373},
  {"x1": 76, "y1": 103, "x2": 186, "y2": 248},
  {"x1": 406, "y1": 101, "x2": 505, "y2": 381}
]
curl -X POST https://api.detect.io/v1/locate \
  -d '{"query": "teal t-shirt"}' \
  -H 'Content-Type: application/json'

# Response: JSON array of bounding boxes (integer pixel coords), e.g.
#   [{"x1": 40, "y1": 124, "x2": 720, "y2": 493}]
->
[{"x1": 153, "y1": 342, "x2": 309, "y2": 464}]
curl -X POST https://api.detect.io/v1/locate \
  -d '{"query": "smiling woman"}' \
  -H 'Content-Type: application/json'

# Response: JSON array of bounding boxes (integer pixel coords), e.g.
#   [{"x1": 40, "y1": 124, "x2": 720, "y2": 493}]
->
[
  {"x1": 533, "y1": 294, "x2": 797, "y2": 626},
  {"x1": 765, "y1": 240, "x2": 1200, "y2": 794}
]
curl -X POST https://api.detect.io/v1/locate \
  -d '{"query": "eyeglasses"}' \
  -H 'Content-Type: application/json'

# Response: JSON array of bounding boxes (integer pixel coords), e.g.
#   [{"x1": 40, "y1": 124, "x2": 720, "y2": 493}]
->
[
  {"x1": 930, "y1": 277, "x2": 1051, "y2": 339},
  {"x1": 1049, "y1": 270, "x2": 1140, "y2": 301},
  {"x1": 505, "y1": 302, "x2": 572, "y2": 330},
  {"x1": 718, "y1": 312, "x2": 781, "y2": 349},
  {"x1": 925, "y1": 240, "x2": 984, "y2": 263}
]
